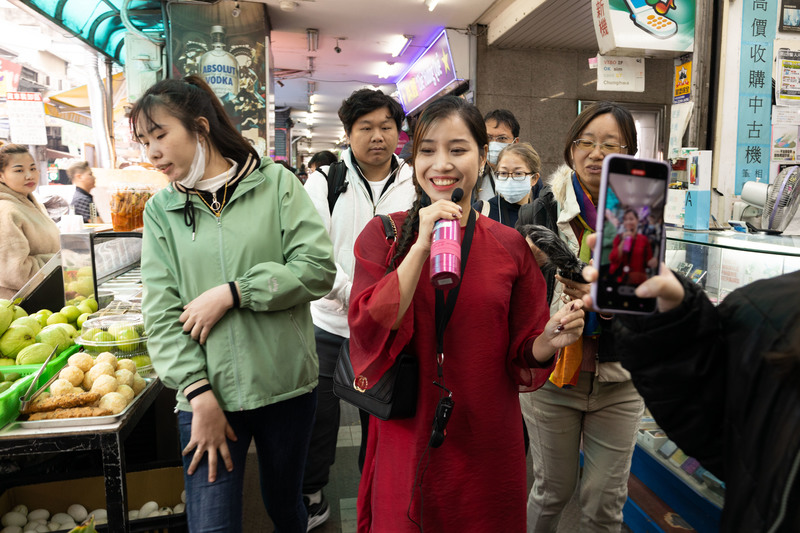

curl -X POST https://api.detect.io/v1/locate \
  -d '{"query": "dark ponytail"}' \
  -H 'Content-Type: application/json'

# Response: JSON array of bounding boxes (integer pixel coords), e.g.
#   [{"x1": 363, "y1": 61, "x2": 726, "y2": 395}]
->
[{"x1": 129, "y1": 75, "x2": 258, "y2": 163}]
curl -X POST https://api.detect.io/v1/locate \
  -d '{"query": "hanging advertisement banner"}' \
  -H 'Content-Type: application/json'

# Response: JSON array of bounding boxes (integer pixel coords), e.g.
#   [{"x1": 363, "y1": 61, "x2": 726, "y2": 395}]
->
[
  {"x1": 170, "y1": 1, "x2": 268, "y2": 156},
  {"x1": 6, "y1": 92, "x2": 47, "y2": 145},
  {"x1": 592, "y1": 0, "x2": 695, "y2": 56},
  {"x1": 396, "y1": 30, "x2": 460, "y2": 114},
  {"x1": 673, "y1": 58, "x2": 692, "y2": 103},
  {"x1": 734, "y1": 0, "x2": 777, "y2": 195},
  {"x1": 0, "y1": 59, "x2": 22, "y2": 97}
]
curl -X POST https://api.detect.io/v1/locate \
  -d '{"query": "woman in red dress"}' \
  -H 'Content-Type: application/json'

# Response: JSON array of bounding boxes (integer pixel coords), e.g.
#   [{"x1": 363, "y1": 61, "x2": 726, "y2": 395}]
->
[
  {"x1": 608, "y1": 208, "x2": 654, "y2": 286},
  {"x1": 348, "y1": 96, "x2": 585, "y2": 532}
]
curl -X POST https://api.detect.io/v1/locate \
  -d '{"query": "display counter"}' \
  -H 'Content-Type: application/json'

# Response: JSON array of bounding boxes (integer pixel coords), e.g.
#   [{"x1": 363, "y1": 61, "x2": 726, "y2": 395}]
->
[{"x1": 0, "y1": 379, "x2": 164, "y2": 532}]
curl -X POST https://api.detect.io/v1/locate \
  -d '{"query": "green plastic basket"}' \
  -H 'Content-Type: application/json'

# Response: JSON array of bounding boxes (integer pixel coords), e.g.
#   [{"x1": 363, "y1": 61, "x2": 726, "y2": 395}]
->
[{"x1": 0, "y1": 344, "x2": 80, "y2": 430}]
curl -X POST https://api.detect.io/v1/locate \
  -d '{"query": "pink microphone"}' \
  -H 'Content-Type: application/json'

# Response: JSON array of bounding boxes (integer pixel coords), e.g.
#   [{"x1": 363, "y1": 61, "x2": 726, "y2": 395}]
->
[{"x1": 430, "y1": 188, "x2": 464, "y2": 287}]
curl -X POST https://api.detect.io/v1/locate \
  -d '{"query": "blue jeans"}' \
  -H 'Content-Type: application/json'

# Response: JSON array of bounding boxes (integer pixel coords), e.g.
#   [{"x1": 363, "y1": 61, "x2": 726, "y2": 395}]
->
[{"x1": 178, "y1": 390, "x2": 317, "y2": 533}]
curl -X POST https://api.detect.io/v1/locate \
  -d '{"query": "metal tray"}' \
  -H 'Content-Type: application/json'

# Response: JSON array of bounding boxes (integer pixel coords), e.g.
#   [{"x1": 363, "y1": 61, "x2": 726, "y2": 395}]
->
[{"x1": 17, "y1": 378, "x2": 154, "y2": 429}]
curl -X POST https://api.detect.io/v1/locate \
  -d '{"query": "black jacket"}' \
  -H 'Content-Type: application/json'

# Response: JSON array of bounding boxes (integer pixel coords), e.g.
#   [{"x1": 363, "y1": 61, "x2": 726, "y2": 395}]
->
[
  {"x1": 614, "y1": 271, "x2": 800, "y2": 532},
  {"x1": 516, "y1": 184, "x2": 557, "y2": 303}
]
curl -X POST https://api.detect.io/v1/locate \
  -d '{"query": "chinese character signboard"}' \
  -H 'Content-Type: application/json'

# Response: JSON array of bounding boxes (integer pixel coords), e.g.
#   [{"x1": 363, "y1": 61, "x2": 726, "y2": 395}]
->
[
  {"x1": 169, "y1": 1, "x2": 268, "y2": 156},
  {"x1": 592, "y1": 0, "x2": 695, "y2": 55},
  {"x1": 735, "y1": 0, "x2": 777, "y2": 195},
  {"x1": 6, "y1": 92, "x2": 47, "y2": 145},
  {"x1": 396, "y1": 30, "x2": 459, "y2": 114}
]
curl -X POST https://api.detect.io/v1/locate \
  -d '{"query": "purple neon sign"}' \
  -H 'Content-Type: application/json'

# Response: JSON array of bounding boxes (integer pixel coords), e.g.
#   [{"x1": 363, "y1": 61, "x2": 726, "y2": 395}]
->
[{"x1": 396, "y1": 30, "x2": 459, "y2": 113}]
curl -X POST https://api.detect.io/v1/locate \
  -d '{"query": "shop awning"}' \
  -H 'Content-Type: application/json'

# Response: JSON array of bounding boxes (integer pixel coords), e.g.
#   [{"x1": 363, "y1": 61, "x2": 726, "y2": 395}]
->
[
  {"x1": 10, "y1": 0, "x2": 164, "y2": 65},
  {"x1": 45, "y1": 72, "x2": 128, "y2": 126}
]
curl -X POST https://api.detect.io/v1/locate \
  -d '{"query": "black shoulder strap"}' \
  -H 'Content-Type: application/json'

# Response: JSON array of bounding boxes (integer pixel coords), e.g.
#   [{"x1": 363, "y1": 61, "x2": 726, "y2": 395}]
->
[
  {"x1": 326, "y1": 161, "x2": 349, "y2": 214},
  {"x1": 376, "y1": 214, "x2": 397, "y2": 274}
]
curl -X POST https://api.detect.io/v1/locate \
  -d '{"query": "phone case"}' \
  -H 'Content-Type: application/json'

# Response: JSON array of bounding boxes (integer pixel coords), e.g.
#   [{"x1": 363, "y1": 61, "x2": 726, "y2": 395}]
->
[{"x1": 591, "y1": 154, "x2": 670, "y2": 315}]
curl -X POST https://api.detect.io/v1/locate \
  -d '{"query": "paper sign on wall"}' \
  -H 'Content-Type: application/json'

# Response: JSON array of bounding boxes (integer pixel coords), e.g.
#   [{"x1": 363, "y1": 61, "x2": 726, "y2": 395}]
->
[
  {"x1": 6, "y1": 91, "x2": 47, "y2": 146},
  {"x1": 597, "y1": 55, "x2": 645, "y2": 92}
]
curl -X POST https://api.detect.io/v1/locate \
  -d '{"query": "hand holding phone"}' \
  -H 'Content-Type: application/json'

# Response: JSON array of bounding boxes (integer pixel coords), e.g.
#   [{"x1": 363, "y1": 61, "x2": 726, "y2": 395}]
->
[{"x1": 591, "y1": 154, "x2": 670, "y2": 315}]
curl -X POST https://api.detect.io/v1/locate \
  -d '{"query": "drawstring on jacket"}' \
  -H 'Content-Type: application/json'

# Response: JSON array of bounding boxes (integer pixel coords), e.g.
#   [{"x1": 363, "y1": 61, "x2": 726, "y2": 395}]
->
[{"x1": 183, "y1": 192, "x2": 196, "y2": 241}]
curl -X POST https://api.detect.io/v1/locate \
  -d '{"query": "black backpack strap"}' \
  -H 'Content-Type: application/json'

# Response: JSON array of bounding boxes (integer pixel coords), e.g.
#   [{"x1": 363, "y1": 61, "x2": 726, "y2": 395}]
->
[{"x1": 326, "y1": 161, "x2": 349, "y2": 214}]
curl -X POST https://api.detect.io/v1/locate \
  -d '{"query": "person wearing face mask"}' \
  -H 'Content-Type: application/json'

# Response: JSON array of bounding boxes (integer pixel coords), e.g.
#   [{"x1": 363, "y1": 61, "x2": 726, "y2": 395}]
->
[
  {"x1": 0, "y1": 144, "x2": 60, "y2": 300},
  {"x1": 477, "y1": 142, "x2": 541, "y2": 229},
  {"x1": 134, "y1": 76, "x2": 335, "y2": 532},
  {"x1": 475, "y1": 109, "x2": 520, "y2": 202}
]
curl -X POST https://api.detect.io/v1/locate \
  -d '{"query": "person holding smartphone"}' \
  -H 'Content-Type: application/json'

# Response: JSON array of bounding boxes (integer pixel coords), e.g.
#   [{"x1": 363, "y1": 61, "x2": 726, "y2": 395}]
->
[
  {"x1": 580, "y1": 242, "x2": 800, "y2": 532},
  {"x1": 520, "y1": 101, "x2": 644, "y2": 532}
]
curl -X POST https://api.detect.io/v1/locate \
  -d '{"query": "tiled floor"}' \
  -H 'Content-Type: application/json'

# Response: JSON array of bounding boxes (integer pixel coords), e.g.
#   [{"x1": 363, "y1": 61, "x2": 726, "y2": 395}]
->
[{"x1": 242, "y1": 402, "x2": 631, "y2": 532}]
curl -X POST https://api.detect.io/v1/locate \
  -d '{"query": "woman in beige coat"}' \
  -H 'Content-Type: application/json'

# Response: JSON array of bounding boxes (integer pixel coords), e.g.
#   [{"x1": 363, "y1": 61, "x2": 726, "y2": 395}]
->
[{"x1": 0, "y1": 144, "x2": 60, "y2": 299}]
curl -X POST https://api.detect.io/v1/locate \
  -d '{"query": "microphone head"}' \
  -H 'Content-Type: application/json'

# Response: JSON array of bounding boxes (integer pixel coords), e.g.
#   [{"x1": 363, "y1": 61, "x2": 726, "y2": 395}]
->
[{"x1": 450, "y1": 188, "x2": 464, "y2": 203}]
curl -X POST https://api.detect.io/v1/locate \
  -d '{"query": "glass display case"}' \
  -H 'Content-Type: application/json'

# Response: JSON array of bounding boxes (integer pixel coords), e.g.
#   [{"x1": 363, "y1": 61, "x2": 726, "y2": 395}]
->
[
  {"x1": 625, "y1": 228, "x2": 800, "y2": 532},
  {"x1": 59, "y1": 231, "x2": 143, "y2": 308}
]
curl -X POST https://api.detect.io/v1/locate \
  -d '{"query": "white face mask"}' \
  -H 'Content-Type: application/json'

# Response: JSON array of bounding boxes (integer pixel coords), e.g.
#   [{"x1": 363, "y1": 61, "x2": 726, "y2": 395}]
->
[
  {"x1": 177, "y1": 138, "x2": 206, "y2": 188},
  {"x1": 496, "y1": 178, "x2": 531, "y2": 204},
  {"x1": 487, "y1": 141, "x2": 510, "y2": 165}
]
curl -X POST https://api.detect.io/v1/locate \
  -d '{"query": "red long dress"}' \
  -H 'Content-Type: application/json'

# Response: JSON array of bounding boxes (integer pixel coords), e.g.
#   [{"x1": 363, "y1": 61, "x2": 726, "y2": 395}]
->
[{"x1": 348, "y1": 212, "x2": 555, "y2": 532}]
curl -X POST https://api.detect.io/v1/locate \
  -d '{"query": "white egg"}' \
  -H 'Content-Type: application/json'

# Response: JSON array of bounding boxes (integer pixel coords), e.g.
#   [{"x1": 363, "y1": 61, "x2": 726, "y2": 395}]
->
[
  {"x1": 127, "y1": 510, "x2": 139, "y2": 520},
  {"x1": 0, "y1": 525, "x2": 23, "y2": 533},
  {"x1": 87, "y1": 509, "x2": 106, "y2": 521},
  {"x1": 1, "y1": 511, "x2": 26, "y2": 527},
  {"x1": 10, "y1": 507, "x2": 26, "y2": 517},
  {"x1": 173, "y1": 503, "x2": 185, "y2": 514},
  {"x1": 26, "y1": 511, "x2": 48, "y2": 522},
  {"x1": 138, "y1": 501, "x2": 158, "y2": 519},
  {"x1": 50, "y1": 513, "x2": 73, "y2": 526},
  {"x1": 180, "y1": 490, "x2": 186, "y2": 503},
  {"x1": 67, "y1": 504, "x2": 87, "y2": 523}
]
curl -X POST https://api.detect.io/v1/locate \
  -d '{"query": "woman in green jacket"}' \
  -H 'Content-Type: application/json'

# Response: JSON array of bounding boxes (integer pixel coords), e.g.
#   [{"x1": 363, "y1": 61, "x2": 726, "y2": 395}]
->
[{"x1": 134, "y1": 76, "x2": 335, "y2": 532}]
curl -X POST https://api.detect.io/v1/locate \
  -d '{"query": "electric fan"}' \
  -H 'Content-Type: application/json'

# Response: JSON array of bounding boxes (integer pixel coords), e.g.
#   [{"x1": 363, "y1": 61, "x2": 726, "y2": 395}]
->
[{"x1": 762, "y1": 166, "x2": 800, "y2": 233}]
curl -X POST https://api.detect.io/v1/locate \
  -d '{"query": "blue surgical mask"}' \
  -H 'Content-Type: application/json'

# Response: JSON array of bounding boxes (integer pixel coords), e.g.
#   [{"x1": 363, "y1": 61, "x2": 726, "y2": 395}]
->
[
  {"x1": 496, "y1": 178, "x2": 531, "y2": 204},
  {"x1": 488, "y1": 141, "x2": 510, "y2": 165}
]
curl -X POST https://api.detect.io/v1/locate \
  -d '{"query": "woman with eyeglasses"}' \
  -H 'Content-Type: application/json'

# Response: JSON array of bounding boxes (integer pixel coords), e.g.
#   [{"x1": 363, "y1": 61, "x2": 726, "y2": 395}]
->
[
  {"x1": 475, "y1": 142, "x2": 541, "y2": 228},
  {"x1": 520, "y1": 101, "x2": 645, "y2": 532}
]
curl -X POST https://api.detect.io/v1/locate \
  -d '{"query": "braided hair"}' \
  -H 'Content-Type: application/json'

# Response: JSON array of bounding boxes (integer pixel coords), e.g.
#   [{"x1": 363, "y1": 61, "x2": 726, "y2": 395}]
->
[{"x1": 390, "y1": 96, "x2": 488, "y2": 265}]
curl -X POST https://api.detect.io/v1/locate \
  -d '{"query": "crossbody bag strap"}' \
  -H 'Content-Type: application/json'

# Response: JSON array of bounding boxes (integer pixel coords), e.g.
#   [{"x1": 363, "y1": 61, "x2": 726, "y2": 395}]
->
[{"x1": 377, "y1": 214, "x2": 398, "y2": 274}]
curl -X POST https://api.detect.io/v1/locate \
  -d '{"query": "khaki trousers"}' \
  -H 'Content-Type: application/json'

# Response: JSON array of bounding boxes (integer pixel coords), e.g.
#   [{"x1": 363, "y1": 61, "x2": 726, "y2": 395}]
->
[{"x1": 522, "y1": 371, "x2": 644, "y2": 533}]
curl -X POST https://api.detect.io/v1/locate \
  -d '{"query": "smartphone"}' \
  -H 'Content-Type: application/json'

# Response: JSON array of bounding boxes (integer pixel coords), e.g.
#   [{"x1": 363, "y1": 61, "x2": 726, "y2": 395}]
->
[
  {"x1": 592, "y1": 154, "x2": 671, "y2": 315},
  {"x1": 623, "y1": 0, "x2": 678, "y2": 39}
]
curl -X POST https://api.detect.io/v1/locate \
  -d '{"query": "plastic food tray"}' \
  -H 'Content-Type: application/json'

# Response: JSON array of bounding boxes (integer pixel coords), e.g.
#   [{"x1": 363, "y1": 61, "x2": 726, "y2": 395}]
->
[
  {"x1": 77, "y1": 313, "x2": 149, "y2": 359},
  {"x1": 0, "y1": 345, "x2": 80, "y2": 430},
  {"x1": 17, "y1": 378, "x2": 154, "y2": 429}
]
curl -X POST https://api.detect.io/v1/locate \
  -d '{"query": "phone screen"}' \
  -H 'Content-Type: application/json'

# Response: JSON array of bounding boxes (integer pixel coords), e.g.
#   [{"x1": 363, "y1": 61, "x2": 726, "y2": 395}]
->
[{"x1": 593, "y1": 154, "x2": 670, "y2": 314}]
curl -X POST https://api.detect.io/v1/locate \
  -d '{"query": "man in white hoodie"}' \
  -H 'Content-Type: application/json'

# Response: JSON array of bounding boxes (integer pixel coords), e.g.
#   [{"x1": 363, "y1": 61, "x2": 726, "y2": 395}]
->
[{"x1": 302, "y1": 88, "x2": 416, "y2": 530}]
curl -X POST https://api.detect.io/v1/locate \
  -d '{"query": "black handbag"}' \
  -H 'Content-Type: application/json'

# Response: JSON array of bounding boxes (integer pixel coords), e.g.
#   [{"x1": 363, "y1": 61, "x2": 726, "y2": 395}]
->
[
  {"x1": 332, "y1": 340, "x2": 417, "y2": 420},
  {"x1": 332, "y1": 214, "x2": 418, "y2": 421}
]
